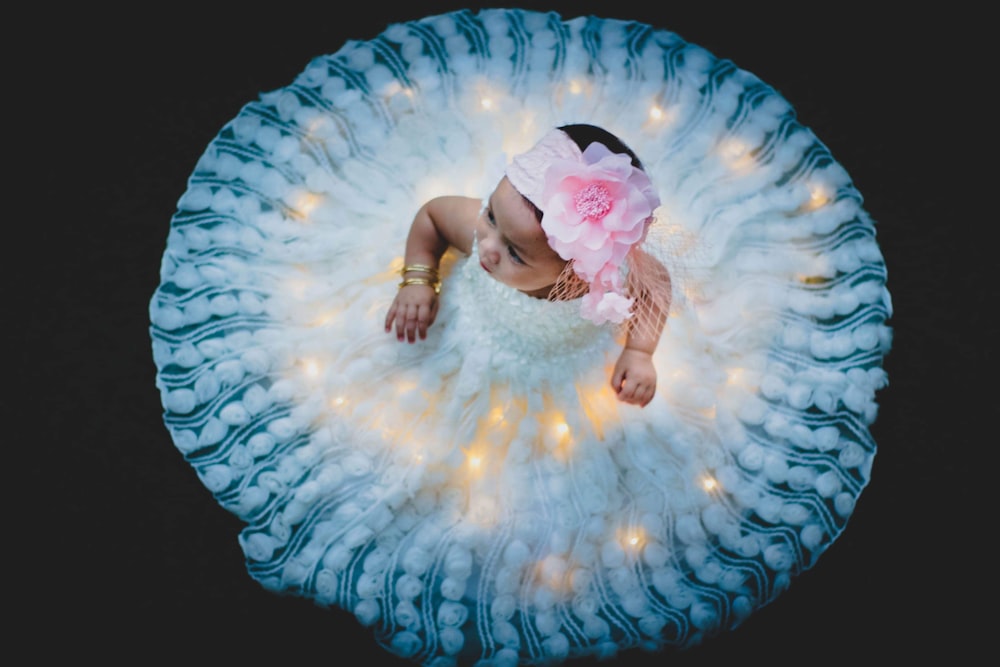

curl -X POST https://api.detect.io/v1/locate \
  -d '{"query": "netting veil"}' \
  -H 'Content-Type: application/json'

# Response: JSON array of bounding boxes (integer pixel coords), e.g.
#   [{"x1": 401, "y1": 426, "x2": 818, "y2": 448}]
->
[{"x1": 149, "y1": 8, "x2": 892, "y2": 667}]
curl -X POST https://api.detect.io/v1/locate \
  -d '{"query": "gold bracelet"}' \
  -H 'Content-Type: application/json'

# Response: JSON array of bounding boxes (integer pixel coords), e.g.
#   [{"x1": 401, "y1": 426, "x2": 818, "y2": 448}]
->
[
  {"x1": 401, "y1": 264, "x2": 439, "y2": 277},
  {"x1": 398, "y1": 277, "x2": 441, "y2": 294}
]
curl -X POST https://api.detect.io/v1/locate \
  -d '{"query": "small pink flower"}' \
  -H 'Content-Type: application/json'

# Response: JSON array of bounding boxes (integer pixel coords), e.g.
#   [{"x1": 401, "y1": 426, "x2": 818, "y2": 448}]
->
[
  {"x1": 581, "y1": 290, "x2": 635, "y2": 325},
  {"x1": 539, "y1": 141, "x2": 659, "y2": 324}
]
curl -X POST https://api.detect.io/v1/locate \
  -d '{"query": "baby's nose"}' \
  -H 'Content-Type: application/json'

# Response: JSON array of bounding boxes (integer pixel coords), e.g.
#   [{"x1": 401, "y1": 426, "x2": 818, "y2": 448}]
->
[{"x1": 479, "y1": 234, "x2": 499, "y2": 259}]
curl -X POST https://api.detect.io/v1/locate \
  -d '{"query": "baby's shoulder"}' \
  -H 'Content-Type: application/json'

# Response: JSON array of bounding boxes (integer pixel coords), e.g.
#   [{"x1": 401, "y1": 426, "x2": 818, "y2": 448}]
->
[{"x1": 430, "y1": 196, "x2": 481, "y2": 255}]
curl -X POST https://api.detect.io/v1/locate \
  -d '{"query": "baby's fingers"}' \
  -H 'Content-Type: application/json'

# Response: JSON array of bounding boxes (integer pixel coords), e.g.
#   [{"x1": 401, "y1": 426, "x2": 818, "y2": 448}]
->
[
  {"x1": 384, "y1": 302, "x2": 400, "y2": 333},
  {"x1": 415, "y1": 303, "x2": 435, "y2": 340},
  {"x1": 400, "y1": 304, "x2": 421, "y2": 342},
  {"x1": 387, "y1": 289, "x2": 438, "y2": 343},
  {"x1": 399, "y1": 302, "x2": 433, "y2": 343},
  {"x1": 615, "y1": 377, "x2": 655, "y2": 408}
]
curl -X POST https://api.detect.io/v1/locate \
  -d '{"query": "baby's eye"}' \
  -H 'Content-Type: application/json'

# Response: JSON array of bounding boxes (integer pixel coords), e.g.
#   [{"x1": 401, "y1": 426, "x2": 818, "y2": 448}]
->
[
  {"x1": 487, "y1": 209, "x2": 497, "y2": 227},
  {"x1": 507, "y1": 245, "x2": 524, "y2": 265}
]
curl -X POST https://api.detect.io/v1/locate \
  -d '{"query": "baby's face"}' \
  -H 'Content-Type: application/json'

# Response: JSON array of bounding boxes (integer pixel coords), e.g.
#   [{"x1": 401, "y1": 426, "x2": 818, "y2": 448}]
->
[{"x1": 477, "y1": 177, "x2": 566, "y2": 298}]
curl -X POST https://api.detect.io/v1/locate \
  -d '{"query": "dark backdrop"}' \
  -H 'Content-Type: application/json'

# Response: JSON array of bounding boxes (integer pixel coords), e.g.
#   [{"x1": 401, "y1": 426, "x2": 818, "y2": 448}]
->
[{"x1": 24, "y1": 2, "x2": 983, "y2": 663}]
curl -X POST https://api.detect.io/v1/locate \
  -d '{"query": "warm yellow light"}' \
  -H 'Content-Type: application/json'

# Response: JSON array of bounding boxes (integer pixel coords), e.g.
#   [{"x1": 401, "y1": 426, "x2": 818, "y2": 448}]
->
[
  {"x1": 532, "y1": 555, "x2": 570, "y2": 593},
  {"x1": 644, "y1": 104, "x2": 679, "y2": 130},
  {"x1": 618, "y1": 528, "x2": 645, "y2": 552},
  {"x1": 807, "y1": 184, "x2": 830, "y2": 209},
  {"x1": 568, "y1": 80, "x2": 583, "y2": 95},
  {"x1": 304, "y1": 359, "x2": 320, "y2": 377},
  {"x1": 382, "y1": 82, "x2": 415, "y2": 100},
  {"x1": 292, "y1": 192, "x2": 321, "y2": 218},
  {"x1": 331, "y1": 396, "x2": 345, "y2": 407},
  {"x1": 480, "y1": 97, "x2": 493, "y2": 110},
  {"x1": 541, "y1": 416, "x2": 573, "y2": 458},
  {"x1": 702, "y1": 476, "x2": 718, "y2": 492},
  {"x1": 489, "y1": 406, "x2": 505, "y2": 425},
  {"x1": 463, "y1": 445, "x2": 486, "y2": 473},
  {"x1": 719, "y1": 138, "x2": 754, "y2": 171},
  {"x1": 310, "y1": 312, "x2": 336, "y2": 327},
  {"x1": 722, "y1": 138, "x2": 747, "y2": 157},
  {"x1": 395, "y1": 379, "x2": 419, "y2": 393}
]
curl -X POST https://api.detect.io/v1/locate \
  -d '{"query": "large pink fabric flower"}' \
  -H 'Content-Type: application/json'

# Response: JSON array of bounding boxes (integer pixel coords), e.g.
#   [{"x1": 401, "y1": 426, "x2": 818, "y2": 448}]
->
[{"x1": 539, "y1": 142, "x2": 660, "y2": 324}]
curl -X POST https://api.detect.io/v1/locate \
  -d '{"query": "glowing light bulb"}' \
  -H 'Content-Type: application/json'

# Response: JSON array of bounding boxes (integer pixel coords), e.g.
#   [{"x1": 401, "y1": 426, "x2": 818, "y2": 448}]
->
[
  {"x1": 649, "y1": 105, "x2": 663, "y2": 120},
  {"x1": 489, "y1": 406, "x2": 505, "y2": 425},
  {"x1": 554, "y1": 422, "x2": 569, "y2": 437},
  {"x1": 720, "y1": 138, "x2": 753, "y2": 170},
  {"x1": 702, "y1": 476, "x2": 718, "y2": 492},
  {"x1": 568, "y1": 80, "x2": 583, "y2": 95},
  {"x1": 331, "y1": 396, "x2": 345, "y2": 407},
  {"x1": 304, "y1": 360, "x2": 320, "y2": 377},
  {"x1": 619, "y1": 529, "x2": 645, "y2": 552},
  {"x1": 808, "y1": 184, "x2": 830, "y2": 209},
  {"x1": 734, "y1": 142, "x2": 748, "y2": 157},
  {"x1": 292, "y1": 191, "x2": 321, "y2": 218},
  {"x1": 480, "y1": 97, "x2": 493, "y2": 110},
  {"x1": 468, "y1": 455, "x2": 482, "y2": 469},
  {"x1": 382, "y1": 81, "x2": 414, "y2": 98}
]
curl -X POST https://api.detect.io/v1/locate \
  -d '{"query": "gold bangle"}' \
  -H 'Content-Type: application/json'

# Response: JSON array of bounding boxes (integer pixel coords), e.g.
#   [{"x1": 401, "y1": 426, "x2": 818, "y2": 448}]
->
[
  {"x1": 401, "y1": 264, "x2": 439, "y2": 277},
  {"x1": 398, "y1": 277, "x2": 441, "y2": 294}
]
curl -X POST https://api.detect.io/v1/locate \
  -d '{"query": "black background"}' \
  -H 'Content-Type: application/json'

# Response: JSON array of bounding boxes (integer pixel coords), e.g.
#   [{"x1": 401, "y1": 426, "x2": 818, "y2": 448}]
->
[{"x1": 23, "y1": 2, "x2": 984, "y2": 663}]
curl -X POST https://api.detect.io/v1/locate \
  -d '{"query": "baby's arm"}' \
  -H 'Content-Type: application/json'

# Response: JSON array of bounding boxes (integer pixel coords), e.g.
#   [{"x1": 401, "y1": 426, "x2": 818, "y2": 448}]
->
[
  {"x1": 611, "y1": 332, "x2": 659, "y2": 408},
  {"x1": 611, "y1": 256, "x2": 671, "y2": 407},
  {"x1": 385, "y1": 196, "x2": 479, "y2": 342}
]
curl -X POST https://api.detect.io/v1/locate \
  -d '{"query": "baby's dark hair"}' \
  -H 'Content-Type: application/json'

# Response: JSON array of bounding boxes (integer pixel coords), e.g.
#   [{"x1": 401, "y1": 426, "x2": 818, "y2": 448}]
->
[{"x1": 558, "y1": 123, "x2": 644, "y2": 170}]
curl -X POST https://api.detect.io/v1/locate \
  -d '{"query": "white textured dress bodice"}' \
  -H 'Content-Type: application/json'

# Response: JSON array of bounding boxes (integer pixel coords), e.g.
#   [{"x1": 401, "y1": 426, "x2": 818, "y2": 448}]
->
[{"x1": 451, "y1": 244, "x2": 615, "y2": 372}]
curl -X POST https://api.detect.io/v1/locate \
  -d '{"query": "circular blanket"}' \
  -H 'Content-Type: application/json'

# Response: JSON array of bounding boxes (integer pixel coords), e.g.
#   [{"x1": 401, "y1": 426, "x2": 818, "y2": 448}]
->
[{"x1": 150, "y1": 8, "x2": 892, "y2": 666}]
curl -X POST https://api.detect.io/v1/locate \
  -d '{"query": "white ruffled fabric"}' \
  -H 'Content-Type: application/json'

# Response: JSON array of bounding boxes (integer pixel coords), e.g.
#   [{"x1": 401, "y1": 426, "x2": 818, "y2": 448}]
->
[{"x1": 149, "y1": 8, "x2": 892, "y2": 666}]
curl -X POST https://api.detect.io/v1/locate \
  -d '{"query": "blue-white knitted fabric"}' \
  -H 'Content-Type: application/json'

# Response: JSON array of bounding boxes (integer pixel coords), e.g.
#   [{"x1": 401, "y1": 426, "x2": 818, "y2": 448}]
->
[{"x1": 150, "y1": 9, "x2": 892, "y2": 666}]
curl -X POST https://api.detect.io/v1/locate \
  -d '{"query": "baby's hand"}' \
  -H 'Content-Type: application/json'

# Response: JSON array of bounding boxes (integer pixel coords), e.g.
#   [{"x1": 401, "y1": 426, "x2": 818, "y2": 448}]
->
[
  {"x1": 611, "y1": 348, "x2": 657, "y2": 407},
  {"x1": 385, "y1": 284, "x2": 440, "y2": 343}
]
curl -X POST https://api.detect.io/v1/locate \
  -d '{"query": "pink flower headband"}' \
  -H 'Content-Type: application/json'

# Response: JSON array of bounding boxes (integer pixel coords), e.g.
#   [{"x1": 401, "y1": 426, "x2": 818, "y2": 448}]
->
[{"x1": 506, "y1": 129, "x2": 661, "y2": 325}]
